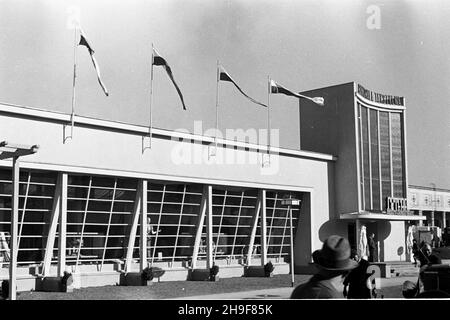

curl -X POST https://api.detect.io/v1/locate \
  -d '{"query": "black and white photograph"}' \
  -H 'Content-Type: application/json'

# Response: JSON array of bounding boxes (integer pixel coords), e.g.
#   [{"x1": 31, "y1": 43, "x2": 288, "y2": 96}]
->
[{"x1": 0, "y1": 0, "x2": 449, "y2": 311}]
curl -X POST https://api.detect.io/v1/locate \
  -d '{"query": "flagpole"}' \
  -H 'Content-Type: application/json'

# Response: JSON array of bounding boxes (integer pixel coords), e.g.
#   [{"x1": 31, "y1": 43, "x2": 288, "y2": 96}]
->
[
  {"x1": 70, "y1": 26, "x2": 78, "y2": 140},
  {"x1": 149, "y1": 43, "x2": 154, "y2": 149},
  {"x1": 266, "y1": 76, "x2": 271, "y2": 166},
  {"x1": 215, "y1": 60, "x2": 220, "y2": 153}
]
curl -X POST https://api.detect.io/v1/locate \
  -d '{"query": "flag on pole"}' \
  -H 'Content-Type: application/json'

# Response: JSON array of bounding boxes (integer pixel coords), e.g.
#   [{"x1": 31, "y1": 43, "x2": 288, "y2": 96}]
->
[
  {"x1": 152, "y1": 48, "x2": 187, "y2": 110},
  {"x1": 269, "y1": 80, "x2": 324, "y2": 106},
  {"x1": 78, "y1": 29, "x2": 109, "y2": 96},
  {"x1": 219, "y1": 66, "x2": 267, "y2": 108}
]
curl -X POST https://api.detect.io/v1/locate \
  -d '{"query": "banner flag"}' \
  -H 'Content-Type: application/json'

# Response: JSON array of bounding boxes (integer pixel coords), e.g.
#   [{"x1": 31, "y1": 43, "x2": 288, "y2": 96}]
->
[
  {"x1": 219, "y1": 65, "x2": 267, "y2": 108},
  {"x1": 270, "y1": 80, "x2": 324, "y2": 106},
  {"x1": 152, "y1": 48, "x2": 187, "y2": 110},
  {"x1": 78, "y1": 29, "x2": 109, "y2": 96}
]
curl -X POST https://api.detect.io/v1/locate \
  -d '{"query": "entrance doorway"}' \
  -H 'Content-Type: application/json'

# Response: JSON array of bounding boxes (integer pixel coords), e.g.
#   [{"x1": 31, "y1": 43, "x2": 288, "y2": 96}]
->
[{"x1": 348, "y1": 223, "x2": 356, "y2": 254}]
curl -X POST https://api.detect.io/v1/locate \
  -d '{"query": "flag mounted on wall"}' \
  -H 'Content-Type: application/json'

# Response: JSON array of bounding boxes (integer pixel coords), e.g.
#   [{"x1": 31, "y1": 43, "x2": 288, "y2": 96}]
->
[
  {"x1": 152, "y1": 48, "x2": 187, "y2": 110},
  {"x1": 219, "y1": 65, "x2": 267, "y2": 108},
  {"x1": 269, "y1": 80, "x2": 324, "y2": 106},
  {"x1": 78, "y1": 29, "x2": 109, "y2": 97}
]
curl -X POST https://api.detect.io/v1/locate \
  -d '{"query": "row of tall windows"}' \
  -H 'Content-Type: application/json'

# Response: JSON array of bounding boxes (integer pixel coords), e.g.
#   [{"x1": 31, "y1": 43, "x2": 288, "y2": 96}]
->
[{"x1": 0, "y1": 169, "x2": 302, "y2": 268}]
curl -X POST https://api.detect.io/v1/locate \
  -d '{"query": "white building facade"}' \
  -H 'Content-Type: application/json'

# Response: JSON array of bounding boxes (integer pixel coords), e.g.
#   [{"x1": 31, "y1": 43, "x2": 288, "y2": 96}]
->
[{"x1": 0, "y1": 82, "x2": 433, "y2": 291}]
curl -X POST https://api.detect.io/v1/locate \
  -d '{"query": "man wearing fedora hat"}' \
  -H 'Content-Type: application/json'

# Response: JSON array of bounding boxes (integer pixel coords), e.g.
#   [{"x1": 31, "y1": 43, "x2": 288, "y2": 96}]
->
[{"x1": 291, "y1": 235, "x2": 358, "y2": 299}]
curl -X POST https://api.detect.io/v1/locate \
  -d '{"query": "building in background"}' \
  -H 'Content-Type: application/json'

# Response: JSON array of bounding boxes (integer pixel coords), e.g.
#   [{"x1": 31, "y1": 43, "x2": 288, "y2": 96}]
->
[
  {"x1": 408, "y1": 185, "x2": 450, "y2": 246},
  {"x1": 408, "y1": 185, "x2": 450, "y2": 229}
]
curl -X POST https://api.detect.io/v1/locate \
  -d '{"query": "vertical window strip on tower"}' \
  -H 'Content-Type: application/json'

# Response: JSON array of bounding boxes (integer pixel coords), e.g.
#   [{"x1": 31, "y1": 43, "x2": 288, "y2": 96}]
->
[
  {"x1": 388, "y1": 113, "x2": 394, "y2": 198},
  {"x1": 361, "y1": 106, "x2": 371, "y2": 210},
  {"x1": 377, "y1": 110, "x2": 383, "y2": 211},
  {"x1": 379, "y1": 111, "x2": 391, "y2": 211},
  {"x1": 367, "y1": 107, "x2": 373, "y2": 210},
  {"x1": 391, "y1": 113, "x2": 405, "y2": 198},
  {"x1": 370, "y1": 109, "x2": 381, "y2": 211},
  {"x1": 358, "y1": 104, "x2": 365, "y2": 211}
]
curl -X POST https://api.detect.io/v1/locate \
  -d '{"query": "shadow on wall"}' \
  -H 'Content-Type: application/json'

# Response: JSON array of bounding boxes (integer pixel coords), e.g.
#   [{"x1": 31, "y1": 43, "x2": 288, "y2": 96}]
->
[
  {"x1": 375, "y1": 221, "x2": 392, "y2": 240},
  {"x1": 318, "y1": 219, "x2": 349, "y2": 242},
  {"x1": 380, "y1": 221, "x2": 392, "y2": 262},
  {"x1": 318, "y1": 219, "x2": 393, "y2": 252}
]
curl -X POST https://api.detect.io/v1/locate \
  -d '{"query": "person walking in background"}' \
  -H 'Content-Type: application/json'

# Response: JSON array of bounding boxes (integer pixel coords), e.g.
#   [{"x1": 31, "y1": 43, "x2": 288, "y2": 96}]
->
[
  {"x1": 367, "y1": 233, "x2": 376, "y2": 262},
  {"x1": 417, "y1": 243, "x2": 442, "y2": 267},
  {"x1": 147, "y1": 217, "x2": 161, "y2": 259},
  {"x1": 412, "y1": 239, "x2": 419, "y2": 266},
  {"x1": 291, "y1": 235, "x2": 358, "y2": 299}
]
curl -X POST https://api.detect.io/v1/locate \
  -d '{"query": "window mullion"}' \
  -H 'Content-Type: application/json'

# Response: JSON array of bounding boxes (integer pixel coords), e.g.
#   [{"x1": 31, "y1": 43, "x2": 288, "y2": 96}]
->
[{"x1": 75, "y1": 176, "x2": 92, "y2": 272}]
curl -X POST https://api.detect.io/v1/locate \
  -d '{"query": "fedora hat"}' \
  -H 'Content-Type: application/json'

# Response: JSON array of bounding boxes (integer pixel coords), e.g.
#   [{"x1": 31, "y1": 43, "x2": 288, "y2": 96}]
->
[{"x1": 313, "y1": 235, "x2": 358, "y2": 271}]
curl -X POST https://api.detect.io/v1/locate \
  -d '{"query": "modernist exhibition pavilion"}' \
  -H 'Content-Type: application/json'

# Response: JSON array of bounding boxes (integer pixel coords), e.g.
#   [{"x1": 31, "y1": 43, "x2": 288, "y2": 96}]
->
[{"x1": 0, "y1": 82, "x2": 432, "y2": 293}]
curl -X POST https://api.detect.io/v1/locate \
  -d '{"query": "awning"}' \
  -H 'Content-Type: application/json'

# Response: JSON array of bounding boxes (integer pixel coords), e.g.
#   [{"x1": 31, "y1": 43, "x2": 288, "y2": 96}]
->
[{"x1": 340, "y1": 212, "x2": 426, "y2": 221}]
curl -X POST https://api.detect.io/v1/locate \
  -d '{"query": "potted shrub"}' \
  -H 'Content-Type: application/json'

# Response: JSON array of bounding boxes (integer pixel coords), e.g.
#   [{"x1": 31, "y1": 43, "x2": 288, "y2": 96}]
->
[
  {"x1": 209, "y1": 264, "x2": 220, "y2": 282},
  {"x1": 1, "y1": 280, "x2": 8, "y2": 300},
  {"x1": 141, "y1": 266, "x2": 165, "y2": 284},
  {"x1": 61, "y1": 271, "x2": 74, "y2": 292},
  {"x1": 264, "y1": 261, "x2": 274, "y2": 277}
]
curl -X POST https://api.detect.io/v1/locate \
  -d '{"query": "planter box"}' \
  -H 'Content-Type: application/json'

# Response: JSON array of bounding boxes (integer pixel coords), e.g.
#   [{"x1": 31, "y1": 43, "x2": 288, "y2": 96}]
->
[
  {"x1": 189, "y1": 269, "x2": 218, "y2": 281},
  {"x1": 38, "y1": 275, "x2": 74, "y2": 293},
  {"x1": 244, "y1": 266, "x2": 273, "y2": 278},
  {"x1": 1, "y1": 280, "x2": 9, "y2": 299},
  {"x1": 120, "y1": 272, "x2": 153, "y2": 286}
]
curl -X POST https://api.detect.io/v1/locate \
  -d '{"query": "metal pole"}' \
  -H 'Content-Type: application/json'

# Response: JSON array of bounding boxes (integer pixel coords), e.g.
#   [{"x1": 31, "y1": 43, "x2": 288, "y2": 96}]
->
[
  {"x1": 289, "y1": 205, "x2": 295, "y2": 287},
  {"x1": 266, "y1": 76, "x2": 271, "y2": 165},
  {"x1": 432, "y1": 183, "x2": 436, "y2": 228},
  {"x1": 140, "y1": 180, "x2": 148, "y2": 271},
  {"x1": 215, "y1": 60, "x2": 220, "y2": 153},
  {"x1": 260, "y1": 189, "x2": 267, "y2": 266},
  {"x1": 9, "y1": 156, "x2": 19, "y2": 300},
  {"x1": 58, "y1": 173, "x2": 68, "y2": 277},
  {"x1": 69, "y1": 27, "x2": 78, "y2": 140},
  {"x1": 206, "y1": 185, "x2": 213, "y2": 269},
  {"x1": 149, "y1": 43, "x2": 154, "y2": 149}
]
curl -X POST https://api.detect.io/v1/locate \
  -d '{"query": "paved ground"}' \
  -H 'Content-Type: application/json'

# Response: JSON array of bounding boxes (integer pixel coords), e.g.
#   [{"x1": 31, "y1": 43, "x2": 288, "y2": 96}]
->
[
  {"x1": 169, "y1": 276, "x2": 418, "y2": 300},
  {"x1": 15, "y1": 274, "x2": 418, "y2": 300}
]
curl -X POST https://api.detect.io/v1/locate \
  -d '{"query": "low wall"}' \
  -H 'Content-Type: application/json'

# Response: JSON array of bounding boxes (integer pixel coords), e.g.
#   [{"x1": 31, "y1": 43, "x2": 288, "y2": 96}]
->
[{"x1": 1, "y1": 262, "x2": 291, "y2": 292}]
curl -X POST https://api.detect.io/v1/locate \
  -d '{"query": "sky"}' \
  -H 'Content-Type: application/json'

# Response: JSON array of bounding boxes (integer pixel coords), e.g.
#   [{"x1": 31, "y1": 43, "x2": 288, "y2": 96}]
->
[{"x1": 0, "y1": 0, "x2": 449, "y2": 188}]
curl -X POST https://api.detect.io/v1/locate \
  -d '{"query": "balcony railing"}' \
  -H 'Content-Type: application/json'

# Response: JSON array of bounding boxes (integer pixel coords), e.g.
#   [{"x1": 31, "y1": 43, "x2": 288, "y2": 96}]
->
[{"x1": 386, "y1": 197, "x2": 409, "y2": 215}]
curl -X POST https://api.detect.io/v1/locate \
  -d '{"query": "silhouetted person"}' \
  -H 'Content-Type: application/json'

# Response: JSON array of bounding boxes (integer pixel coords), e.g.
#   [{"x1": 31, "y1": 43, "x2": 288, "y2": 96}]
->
[
  {"x1": 291, "y1": 235, "x2": 357, "y2": 299},
  {"x1": 402, "y1": 280, "x2": 418, "y2": 298},
  {"x1": 343, "y1": 256, "x2": 372, "y2": 299}
]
